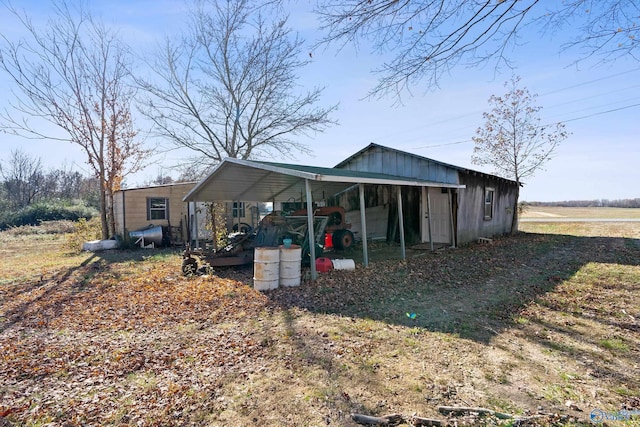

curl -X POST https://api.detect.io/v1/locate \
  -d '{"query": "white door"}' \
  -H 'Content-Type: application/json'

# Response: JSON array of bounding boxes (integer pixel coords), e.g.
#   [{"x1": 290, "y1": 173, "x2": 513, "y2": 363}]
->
[{"x1": 421, "y1": 188, "x2": 451, "y2": 244}]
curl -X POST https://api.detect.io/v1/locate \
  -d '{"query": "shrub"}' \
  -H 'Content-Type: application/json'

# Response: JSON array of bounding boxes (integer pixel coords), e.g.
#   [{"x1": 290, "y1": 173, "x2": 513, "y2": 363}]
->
[
  {"x1": 64, "y1": 217, "x2": 103, "y2": 252},
  {"x1": 2, "y1": 220, "x2": 76, "y2": 236},
  {"x1": 0, "y1": 201, "x2": 99, "y2": 230}
]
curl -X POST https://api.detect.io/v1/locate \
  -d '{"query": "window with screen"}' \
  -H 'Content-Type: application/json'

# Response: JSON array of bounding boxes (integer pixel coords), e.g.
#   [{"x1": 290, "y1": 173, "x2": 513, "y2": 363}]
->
[{"x1": 147, "y1": 197, "x2": 169, "y2": 220}]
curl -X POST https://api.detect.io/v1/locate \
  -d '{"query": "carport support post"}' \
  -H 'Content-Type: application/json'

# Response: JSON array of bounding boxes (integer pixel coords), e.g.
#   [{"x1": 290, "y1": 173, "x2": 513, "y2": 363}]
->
[
  {"x1": 448, "y1": 188, "x2": 456, "y2": 248},
  {"x1": 359, "y1": 184, "x2": 369, "y2": 267},
  {"x1": 305, "y1": 179, "x2": 317, "y2": 280},
  {"x1": 397, "y1": 187, "x2": 406, "y2": 260},
  {"x1": 192, "y1": 201, "x2": 199, "y2": 249},
  {"x1": 427, "y1": 188, "x2": 434, "y2": 251}
]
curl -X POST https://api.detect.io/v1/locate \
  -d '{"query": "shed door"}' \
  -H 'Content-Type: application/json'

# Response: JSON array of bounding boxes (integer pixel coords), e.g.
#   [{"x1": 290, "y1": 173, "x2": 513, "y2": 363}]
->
[{"x1": 421, "y1": 187, "x2": 451, "y2": 244}]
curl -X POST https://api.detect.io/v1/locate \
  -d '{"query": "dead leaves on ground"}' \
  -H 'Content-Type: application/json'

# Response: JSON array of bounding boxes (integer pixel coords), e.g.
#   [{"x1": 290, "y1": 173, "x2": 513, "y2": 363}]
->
[
  {"x1": 1, "y1": 231, "x2": 639, "y2": 426},
  {"x1": 2, "y1": 262, "x2": 268, "y2": 331},
  {"x1": 1, "y1": 261, "x2": 272, "y2": 426}
]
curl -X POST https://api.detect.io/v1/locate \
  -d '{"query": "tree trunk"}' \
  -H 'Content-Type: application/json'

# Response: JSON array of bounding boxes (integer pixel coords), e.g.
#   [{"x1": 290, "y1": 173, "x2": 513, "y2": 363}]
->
[
  {"x1": 99, "y1": 168, "x2": 109, "y2": 240},
  {"x1": 510, "y1": 184, "x2": 520, "y2": 234},
  {"x1": 107, "y1": 190, "x2": 116, "y2": 238}
]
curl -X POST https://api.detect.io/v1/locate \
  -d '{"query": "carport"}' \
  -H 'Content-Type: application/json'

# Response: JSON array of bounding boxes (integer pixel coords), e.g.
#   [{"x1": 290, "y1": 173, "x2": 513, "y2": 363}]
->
[{"x1": 183, "y1": 158, "x2": 464, "y2": 280}]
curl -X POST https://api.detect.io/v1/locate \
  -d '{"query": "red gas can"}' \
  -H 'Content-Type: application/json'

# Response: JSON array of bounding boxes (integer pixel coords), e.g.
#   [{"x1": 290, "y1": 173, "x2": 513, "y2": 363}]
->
[
  {"x1": 315, "y1": 257, "x2": 333, "y2": 272},
  {"x1": 324, "y1": 232, "x2": 333, "y2": 248}
]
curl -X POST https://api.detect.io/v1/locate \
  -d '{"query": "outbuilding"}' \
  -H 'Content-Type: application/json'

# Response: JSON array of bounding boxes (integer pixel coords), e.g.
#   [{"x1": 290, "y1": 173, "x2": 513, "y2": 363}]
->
[
  {"x1": 333, "y1": 143, "x2": 519, "y2": 246},
  {"x1": 183, "y1": 143, "x2": 519, "y2": 278}
]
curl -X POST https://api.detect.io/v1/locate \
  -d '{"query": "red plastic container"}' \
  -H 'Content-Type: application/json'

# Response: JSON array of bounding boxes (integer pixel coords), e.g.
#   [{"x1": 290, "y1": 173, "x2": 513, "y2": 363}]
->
[
  {"x1": 315, "y1": 257, "x2": 333, "y2": 272},
  {"x1": 324, "y1": 232, "x2": 333, "y2": 248}
]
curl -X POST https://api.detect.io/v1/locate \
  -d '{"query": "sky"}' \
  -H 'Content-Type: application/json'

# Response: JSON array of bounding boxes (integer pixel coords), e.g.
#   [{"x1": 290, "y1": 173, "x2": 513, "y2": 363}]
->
[{"x1": 0, "y1": 0, "x2": 638, "y2": 202}]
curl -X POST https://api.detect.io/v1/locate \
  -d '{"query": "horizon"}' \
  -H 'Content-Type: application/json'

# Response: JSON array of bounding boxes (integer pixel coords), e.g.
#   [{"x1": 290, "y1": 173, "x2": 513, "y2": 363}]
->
[{"x1": 0, "y1": 1, "x2": 638, "y2": 203}]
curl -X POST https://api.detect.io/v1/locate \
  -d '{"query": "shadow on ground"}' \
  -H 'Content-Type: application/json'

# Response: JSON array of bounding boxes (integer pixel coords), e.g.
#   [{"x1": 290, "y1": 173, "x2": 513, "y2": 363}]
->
[
  {"x1": 0, "y1": 247, "x2": 181, "y2": 332},
  {"x1": 261, "y1": 232, "x2": 640, "y2": 344}
]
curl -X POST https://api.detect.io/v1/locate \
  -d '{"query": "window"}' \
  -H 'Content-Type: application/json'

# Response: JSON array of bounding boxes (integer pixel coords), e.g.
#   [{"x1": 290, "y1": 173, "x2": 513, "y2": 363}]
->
[
  {"x1": 232, "y1": 202, "x2": 245, "y2": 218},
  {"x1": 484, "y1": 188, "x2": 494, "y2": 220},
  {"x1": 147, "y1": 197, "x2": 169, "y2": 220}
]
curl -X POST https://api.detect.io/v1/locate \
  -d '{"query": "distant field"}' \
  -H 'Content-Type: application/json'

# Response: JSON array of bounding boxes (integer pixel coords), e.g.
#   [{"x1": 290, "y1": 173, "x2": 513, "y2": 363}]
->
[{"x1": 521, "y1": 206, "x2": 640, "y2": 219}]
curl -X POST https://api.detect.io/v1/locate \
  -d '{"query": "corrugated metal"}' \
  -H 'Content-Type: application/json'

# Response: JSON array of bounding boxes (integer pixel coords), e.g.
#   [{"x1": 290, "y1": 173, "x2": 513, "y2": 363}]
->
[
  {"x1": 183, "y1": 158, "x2": 464, "y2": 203},
  {"x1": 336, "y1": 143, "x2": 515, "y2": 186},
  {"x1": 342, "y1": 145, "x2": 461, "y2": 184}
]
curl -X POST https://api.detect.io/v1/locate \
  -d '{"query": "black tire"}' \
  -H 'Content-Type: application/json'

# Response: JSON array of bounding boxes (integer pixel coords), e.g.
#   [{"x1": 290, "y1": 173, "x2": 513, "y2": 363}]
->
[
  {"x1": 332, "y1": 229, "x2": 354, "y2": 250},
  {"x1": 232, "y1": 223, "x2": 253, "y2": 233},
  {"x1": 182, "y1": 257, "x2": 198, "y2": 275}
]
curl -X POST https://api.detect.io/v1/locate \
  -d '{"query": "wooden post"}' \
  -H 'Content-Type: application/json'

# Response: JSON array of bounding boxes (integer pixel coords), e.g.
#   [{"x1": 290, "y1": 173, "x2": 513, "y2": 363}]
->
[
  {"x1": 359, "y1": 183, "x2": 369, "y2": 267},
  {"x1": 397, "y1": 186, "x2": 406, "y2": 260},
  {"x1": 306, "y1": 179, "x2": 317, "y2": 280}
]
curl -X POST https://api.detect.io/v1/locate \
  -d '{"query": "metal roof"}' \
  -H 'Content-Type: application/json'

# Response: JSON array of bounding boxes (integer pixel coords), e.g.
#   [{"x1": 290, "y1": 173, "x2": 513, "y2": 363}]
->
[
  {"x1": 183, "y1": 158, "x2": 465, "y2": 202},
  {"x1": 336, "y1": 143, "x2": 519, "y2": 186}
]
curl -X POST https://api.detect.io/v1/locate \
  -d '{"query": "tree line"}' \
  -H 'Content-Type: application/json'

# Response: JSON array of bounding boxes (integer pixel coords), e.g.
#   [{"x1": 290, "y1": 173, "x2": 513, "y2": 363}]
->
[
  {"x1": 526, "y1": 199, "x2": 640, "y2": 209},
  {"x1": 1, "y1": 0, "x2": 636, "y2": 238},
  {"x1": 0, "y1": 150, "x2": 100, "y2": 229}
]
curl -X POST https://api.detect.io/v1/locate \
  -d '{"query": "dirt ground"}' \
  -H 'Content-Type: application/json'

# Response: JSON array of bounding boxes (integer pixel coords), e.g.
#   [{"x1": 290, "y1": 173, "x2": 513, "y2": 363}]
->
[{"x1": 1, "y1": 222, "x2": 639, "y2": 426}]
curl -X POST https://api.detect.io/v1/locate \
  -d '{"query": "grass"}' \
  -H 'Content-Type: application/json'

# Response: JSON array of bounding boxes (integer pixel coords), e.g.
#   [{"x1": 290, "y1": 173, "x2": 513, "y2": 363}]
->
[
  {"x1": 521, "y1": 206, "x2": 640, "y2": 219},
  {"x1": 1, "y1": 219, "x2": 639, "y2": 426}
]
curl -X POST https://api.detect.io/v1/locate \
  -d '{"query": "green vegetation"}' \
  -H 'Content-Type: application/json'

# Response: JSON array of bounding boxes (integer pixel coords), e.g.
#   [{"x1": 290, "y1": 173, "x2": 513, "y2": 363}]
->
[{"x1": 0, "y1": 200, "x2": 98, "y2": 230}]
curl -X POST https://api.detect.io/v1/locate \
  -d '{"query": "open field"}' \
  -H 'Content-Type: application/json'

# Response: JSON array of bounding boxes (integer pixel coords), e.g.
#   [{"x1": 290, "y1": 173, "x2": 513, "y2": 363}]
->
[
  {"x1": 521, "y1": 206, "x2": 640, "y2": 220},
  {"x1": 1, "y1": 222, "x2": 639, "y2": 426}
]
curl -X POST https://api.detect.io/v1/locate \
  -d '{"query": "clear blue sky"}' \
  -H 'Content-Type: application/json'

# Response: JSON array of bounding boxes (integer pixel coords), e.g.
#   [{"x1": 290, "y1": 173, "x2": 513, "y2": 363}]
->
[{"x1": 1, "y1": 0, "x2": 638, "y2": 202}]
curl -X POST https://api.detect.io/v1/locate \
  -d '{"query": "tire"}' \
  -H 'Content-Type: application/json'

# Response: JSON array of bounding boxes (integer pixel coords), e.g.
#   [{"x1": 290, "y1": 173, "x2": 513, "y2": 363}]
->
[
  {"x1": 182, "y1": 257, "x2": 198, "y2": 276},
  {"x1": 232, "y1": 223, "x2": 253, "y2": 233},
  {"x1": 332, "y1": 229, "x2": 354, "y2": 250}
]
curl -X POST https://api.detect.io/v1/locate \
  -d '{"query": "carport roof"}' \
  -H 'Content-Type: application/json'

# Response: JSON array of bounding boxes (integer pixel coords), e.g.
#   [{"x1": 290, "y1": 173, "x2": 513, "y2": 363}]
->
[{"x1": 183, "y1": 158, "x2": 465, "y2": 203}]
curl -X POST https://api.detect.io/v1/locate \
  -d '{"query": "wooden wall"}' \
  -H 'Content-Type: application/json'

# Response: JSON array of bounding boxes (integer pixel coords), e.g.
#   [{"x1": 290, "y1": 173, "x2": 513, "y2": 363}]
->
[
  {"x1": 455, "y1": 173, "x2": 517, "y2": 244},
  {"x1": 114, "y1": 183, "x2": 195, "y2": 243},
  {"x1": 332, "y1": 145, "x2": 519, "y2": 246}
]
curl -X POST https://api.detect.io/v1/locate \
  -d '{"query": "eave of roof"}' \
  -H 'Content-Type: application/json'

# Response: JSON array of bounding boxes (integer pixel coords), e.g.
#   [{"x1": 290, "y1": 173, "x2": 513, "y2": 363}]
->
[{"x1": 183, "y1": 158, "x2": 465, "y2": 203}]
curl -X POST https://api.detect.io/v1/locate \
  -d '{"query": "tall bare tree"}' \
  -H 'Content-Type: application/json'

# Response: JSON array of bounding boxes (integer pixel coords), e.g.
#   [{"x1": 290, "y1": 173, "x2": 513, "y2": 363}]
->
[
  {"x1": 472, "y1": 76, "x2": 568, "y2": 233},
  {"x1": 138, "y1": 0, "x2": 336, "y2": 170},
  {"x1": 315, "y1": 0, "x2": 640, "y2": 97},
  {"x1": 0, "y1": 1, "x2": 150, "y2": 239},
  {"x1": 0, "y1": 149, "x2": 45, "y2": 210}
]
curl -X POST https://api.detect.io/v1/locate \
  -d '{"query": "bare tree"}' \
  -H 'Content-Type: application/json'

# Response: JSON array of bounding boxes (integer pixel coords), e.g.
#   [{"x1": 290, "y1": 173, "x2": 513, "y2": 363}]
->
[
  {"x1": 0, "y1": 149, "x2": 45, "y2": 210},
  {"x1": 315, "y1": 0, "x2": 639, "y2": 97},
  {"x1": 472, "y1": 76, "x2": 568, "y2": 233},
  {"x1": 138, "y1": 0, "x2": 337, "y2": 169},
  {"x1": 0, "y1": 1, "x2": 150, "y2": 239}
]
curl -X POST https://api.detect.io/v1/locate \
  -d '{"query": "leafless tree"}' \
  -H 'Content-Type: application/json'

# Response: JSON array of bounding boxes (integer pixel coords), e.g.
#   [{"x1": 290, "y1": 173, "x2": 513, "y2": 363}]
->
[
  {"x1": 0, "y1": 149, "x2": 45, "y2": 210},
  {"x1": 138, "y1": 0, "x2": 337, "y2": 170},
  {"x1": 0, "y1": 1, "x2": 151, "y2": 239},
  {"x1": 315, "y1": 0, "x2": 639, "y2": 98},
  {"x1": 472, "y1": 76, "x2": 568, "y2": 233}
]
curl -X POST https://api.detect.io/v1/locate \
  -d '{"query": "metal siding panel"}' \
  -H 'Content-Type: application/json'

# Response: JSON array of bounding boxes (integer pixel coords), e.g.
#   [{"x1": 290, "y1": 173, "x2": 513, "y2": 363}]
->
[{"x1": 412, "y1": 156, "x2": 420, "y2": 179}]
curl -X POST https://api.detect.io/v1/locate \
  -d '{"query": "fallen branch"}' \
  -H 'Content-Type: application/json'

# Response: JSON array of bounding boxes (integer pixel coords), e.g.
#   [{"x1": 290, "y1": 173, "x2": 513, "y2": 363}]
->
[
  {"x1": 351, "y1": 408, "x2": 550, "y2": 426},
  {"x1": 412, "y1": 416, "x2": 444, "y2": 426},
  {"x1": 438, "y1": 405, "x2": 513, "y2": 419},
  {"x1": 350, "y1": 413, "x2": 445, "y2": 426},
  {"x1": 350, "y1": 413, "x2": 403, "y2": 425}
]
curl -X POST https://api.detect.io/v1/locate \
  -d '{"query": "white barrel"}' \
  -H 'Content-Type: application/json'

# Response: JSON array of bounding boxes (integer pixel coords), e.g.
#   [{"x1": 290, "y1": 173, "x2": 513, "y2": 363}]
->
[
  {"x1": 331, "y1": 259, "x2": 356, "y2": 271},
  {"x1": 254, "y1": 247, "x2": 280, "y2": 290},
  {"x1": 279, "y1": 244, "x2": 302, "y2": 287}
]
